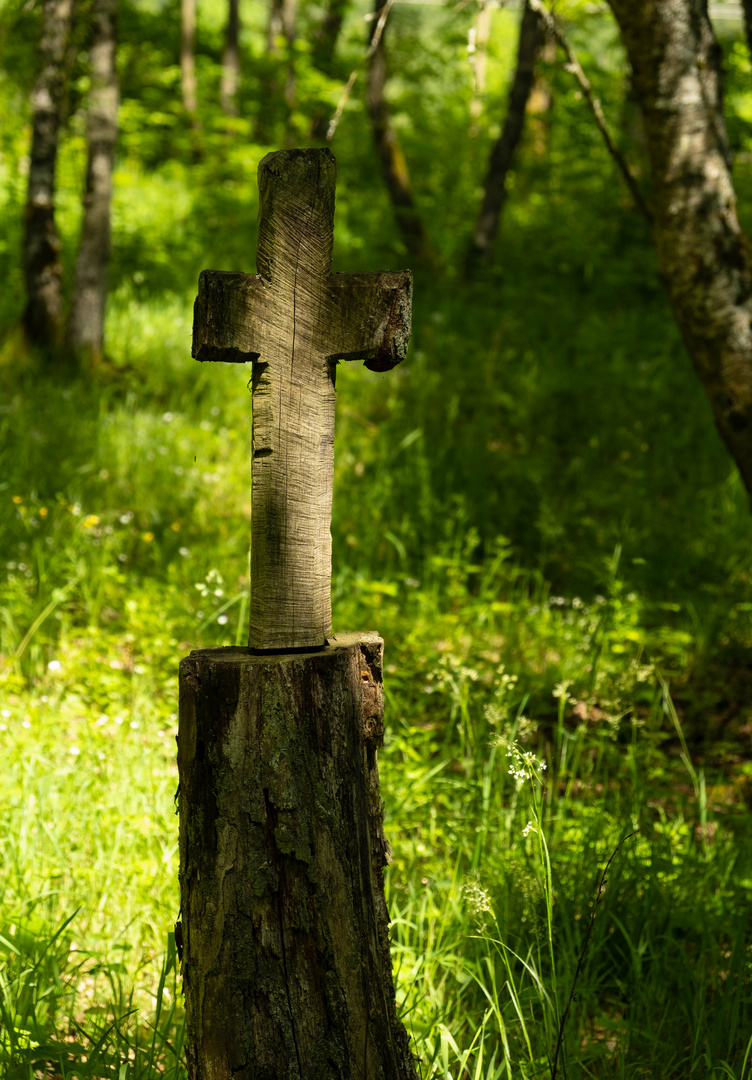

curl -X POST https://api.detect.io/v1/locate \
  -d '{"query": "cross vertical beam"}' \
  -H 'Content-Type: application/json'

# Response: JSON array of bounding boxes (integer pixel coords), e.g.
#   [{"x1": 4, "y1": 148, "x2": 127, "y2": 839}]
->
[{"x1": 193, "y1": 148, "x2": 412, "y2": 650}]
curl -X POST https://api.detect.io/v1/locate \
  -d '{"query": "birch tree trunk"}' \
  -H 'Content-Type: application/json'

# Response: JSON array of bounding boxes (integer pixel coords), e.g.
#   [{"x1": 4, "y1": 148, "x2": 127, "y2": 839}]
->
[
  {"x1": 470, "y1": 0, "x2": 544, "y2": 261},
  {"x1": 66, "y1": 0, "x2": 118, "y2": 365},
  {"x1": 23, "y1": 0, "x2": 73, "y2": 351},
  {"x1": 608, "y1": 0, "x2": 752, "y2": 498},
  {"x1": 219, "y1": 0, "x2": 240, "y2": 117},
  {"x1": 366, "y1": 3, "x2": 432, "y2": 265}
]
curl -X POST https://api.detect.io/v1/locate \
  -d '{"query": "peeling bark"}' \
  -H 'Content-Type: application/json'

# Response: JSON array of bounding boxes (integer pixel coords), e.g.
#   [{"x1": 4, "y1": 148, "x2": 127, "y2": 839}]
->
[
  {"x1": 66, "y1": 0, "x2": 118, "y2": 365},
  {"x1": 470, "y1": 1, "x2": 545, "y2": 261},
  {"x1": 23, "y1": 0, "x2": 73, "y2": 351},
  {"x1": 608, "y1": 0, "x2": 752, "y2": 498},
  {"x1": 366, "y1": 0, "x2": 433, "y2": 265},
  {"x1": 177, "y1": 634, "x2": 418, "y2": 1080}
]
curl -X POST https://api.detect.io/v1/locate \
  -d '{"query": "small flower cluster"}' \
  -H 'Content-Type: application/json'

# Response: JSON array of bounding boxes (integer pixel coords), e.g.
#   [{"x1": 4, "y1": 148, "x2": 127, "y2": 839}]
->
[
  {"x1": 506, "y1": 740, "x2": 547, "y2": 785},
  {"x1": 195, "y1": 568, "x2": 225, "y2": 600},
  {"x1": 461, "y1": 873, "x2": 492, "y2": 917}
]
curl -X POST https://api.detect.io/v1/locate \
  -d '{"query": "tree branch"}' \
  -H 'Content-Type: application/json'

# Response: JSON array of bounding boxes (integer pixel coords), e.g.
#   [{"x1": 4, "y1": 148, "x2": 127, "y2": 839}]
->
[
  {"x1": 528, "y1": 0, "x2": 652, "y2": 226},
  {"x1": 326, "y1": 0, "x2": 393, "y2": 142}
]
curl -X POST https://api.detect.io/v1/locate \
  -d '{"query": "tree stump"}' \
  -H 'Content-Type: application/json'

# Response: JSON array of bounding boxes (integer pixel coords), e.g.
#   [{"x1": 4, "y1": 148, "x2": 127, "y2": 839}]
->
[{"x1": 177, "y1": 632, "x2": 417, "y2": 1080}]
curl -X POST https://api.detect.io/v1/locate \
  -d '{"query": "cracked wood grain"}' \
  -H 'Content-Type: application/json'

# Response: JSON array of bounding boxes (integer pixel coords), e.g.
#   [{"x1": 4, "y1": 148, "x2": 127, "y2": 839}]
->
[{"x1": 192, "y1": 149, "x2": 412, "y2": 649}]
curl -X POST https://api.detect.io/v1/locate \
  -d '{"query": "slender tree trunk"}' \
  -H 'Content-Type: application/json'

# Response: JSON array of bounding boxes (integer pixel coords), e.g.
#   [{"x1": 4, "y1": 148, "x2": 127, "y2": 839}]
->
[
  {"x1": 607, "y1": 0, "x2": 752, "y2": 499},
  {"x1": 526, "y1": 21, "x2": 555, "y2": 156},
  {"x1": 311, "y1": 0, "x2": 348, "y2": 73},
  {"x1": 219, "y1": 0, "x2": 240, "y2": 116},
  {"x1": 310, "y1": 0, "x2": 350, "y2": 139},
  {"x1": 470, "y1": 0, "x2": 545, "y2": 261},
  {"x1": 742, "y1": 0, "x2": 752, "y2": 63},
  {"x1": 468, "y1": 1, "x2": 492, "y2": 136},
  {"x1": 66, "y1": 0, "x2": 118, "y2": 365},
  {"x1": 23, "y1": 0, "x2": 73, "y2": 351},
  {"x1": 267, "y1": 0, "x2": 297, "y2": 110},
  {"x1": 181, "y1": 0, "x2": 198, "y2": 117},
  {"x1": 366, "y1": 3, "x2": 432, "y2": 265}
]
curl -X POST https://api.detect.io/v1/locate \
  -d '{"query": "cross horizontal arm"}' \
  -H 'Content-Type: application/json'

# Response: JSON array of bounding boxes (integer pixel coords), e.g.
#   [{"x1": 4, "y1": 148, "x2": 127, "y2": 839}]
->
[
  {"x1": 325, "y1": 271, "x2": 412, "y2": 371},
  {"x1": 192, "y1": 270, "x2": 270, "y2": 363}
]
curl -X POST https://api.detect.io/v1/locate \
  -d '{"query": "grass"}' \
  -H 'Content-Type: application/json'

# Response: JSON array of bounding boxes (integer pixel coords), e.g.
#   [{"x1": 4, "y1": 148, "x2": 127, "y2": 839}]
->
[{"x1": 2, "y1": 445, "x2": 752, "y2": 1077}]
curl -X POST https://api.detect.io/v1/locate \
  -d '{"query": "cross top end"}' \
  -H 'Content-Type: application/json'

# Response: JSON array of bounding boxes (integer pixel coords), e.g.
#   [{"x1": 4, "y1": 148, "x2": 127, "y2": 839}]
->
[{"x1": 192, "y1": 147, "x2": 413, "y2": 651}]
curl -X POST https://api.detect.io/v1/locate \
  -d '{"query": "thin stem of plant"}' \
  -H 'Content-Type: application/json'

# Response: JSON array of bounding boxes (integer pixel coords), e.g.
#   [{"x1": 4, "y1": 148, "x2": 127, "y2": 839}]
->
[
  {"x1": 327, "y1": 0, "x2": 394, "y2": 141},
  {"x1": 549, "y1": 829, "x2": 640, "y2": 1080},
  {"x1": 528, "y1": 0, "x2": 652, "y2": 226}
]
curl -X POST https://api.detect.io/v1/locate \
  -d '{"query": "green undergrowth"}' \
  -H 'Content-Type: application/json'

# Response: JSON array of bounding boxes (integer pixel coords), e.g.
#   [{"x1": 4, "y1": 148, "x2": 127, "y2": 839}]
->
[
  {"x1": 2, "y1": 485, "x2": 752, "y2": 1075},
  {"x1": 3, "y1": 261, "x2": 752, "y2": 1078}
]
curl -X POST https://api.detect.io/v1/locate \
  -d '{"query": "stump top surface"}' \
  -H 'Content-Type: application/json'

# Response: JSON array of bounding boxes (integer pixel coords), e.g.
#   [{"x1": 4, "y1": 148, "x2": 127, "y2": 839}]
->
[{"x1": 183, "y1": 631, "x2": 381, "y2": 666}]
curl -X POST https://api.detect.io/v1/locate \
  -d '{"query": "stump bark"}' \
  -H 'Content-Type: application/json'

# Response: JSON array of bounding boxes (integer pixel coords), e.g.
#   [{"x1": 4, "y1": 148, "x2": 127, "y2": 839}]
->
[{"x1": 177, "y1": 632, "x2": 418, "y2": 1080}]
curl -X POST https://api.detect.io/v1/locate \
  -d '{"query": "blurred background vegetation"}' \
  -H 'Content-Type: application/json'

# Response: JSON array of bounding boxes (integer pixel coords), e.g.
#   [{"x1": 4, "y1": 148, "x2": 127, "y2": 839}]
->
[{"x1": 3, "y1": 0, "x2": 752, "y2": 1076}]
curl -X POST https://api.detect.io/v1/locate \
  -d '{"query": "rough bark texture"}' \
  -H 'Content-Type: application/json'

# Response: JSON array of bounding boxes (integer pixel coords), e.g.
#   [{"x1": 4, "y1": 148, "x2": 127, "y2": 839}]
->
[
  {"x1": 192, "y1": 149, "x2": 412, "y2": 650},
  {"x1": 66, "y1": 0, "x2": 118, "y2": 364},
  {"x1": 608, "y1": 0, "x2": 752, "y2": 498},
  {"x1": 23, "y1": 0, "x2": 73, "y2": 350},
  {"x1": 471, "y1": 0, "x2": 544, "y2": 259},
  {"x1": 177, "y1": 633, "x2": 418, "y2": 1080},
  {"x1": 220, "y1": 0, "x2": 241, "y2": 117},
  {"x1": 366, "y1": 3, "x2": 432, "y2": 265}
]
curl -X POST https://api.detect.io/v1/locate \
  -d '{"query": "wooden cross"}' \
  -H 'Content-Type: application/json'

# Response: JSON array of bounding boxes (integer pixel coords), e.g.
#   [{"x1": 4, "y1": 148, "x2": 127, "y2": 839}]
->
[{"x1": 192, "y1": 148, "x2": 412, "y2": 650}]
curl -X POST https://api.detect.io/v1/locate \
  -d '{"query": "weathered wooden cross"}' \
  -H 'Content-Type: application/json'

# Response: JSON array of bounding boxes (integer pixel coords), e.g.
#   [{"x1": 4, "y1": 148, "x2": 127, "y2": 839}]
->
[
  {"x1": 177, "y1": 148, "x2": 418, "y2": 1080},
  {"x1": 192, "y1": 147, "x2": 412, "y2": 650}
]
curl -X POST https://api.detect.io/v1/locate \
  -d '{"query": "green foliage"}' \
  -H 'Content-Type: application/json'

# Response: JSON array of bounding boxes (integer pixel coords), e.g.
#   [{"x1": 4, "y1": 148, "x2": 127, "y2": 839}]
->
[{"x1": 3, "y1": 0, "x2": 752, "y2": 1075}]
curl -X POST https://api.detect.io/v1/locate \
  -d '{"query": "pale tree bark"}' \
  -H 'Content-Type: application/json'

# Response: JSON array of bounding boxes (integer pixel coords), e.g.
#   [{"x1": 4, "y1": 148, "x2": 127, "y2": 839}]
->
[
  {"x1": 181, "y1": 0, "x2": 198, "y2": 117},
  {"x1": 219, "y1": 0, "x2": 240, "y2": 116},
  {"x1": 23, "y1": 0, "x2": 73, "y2": 351},
  {"x1": 607, "y1": 0, "x2": 752, "y2": 498},
  {"x1": 470, "y1": 0, "x2": 545, "y2": 261},
  {"x1": 366, "y1": 1, "x2": 433, "y2": 265},
  {"x1": 66, "y1": 0, "x2": 118, "y2": 364}
]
